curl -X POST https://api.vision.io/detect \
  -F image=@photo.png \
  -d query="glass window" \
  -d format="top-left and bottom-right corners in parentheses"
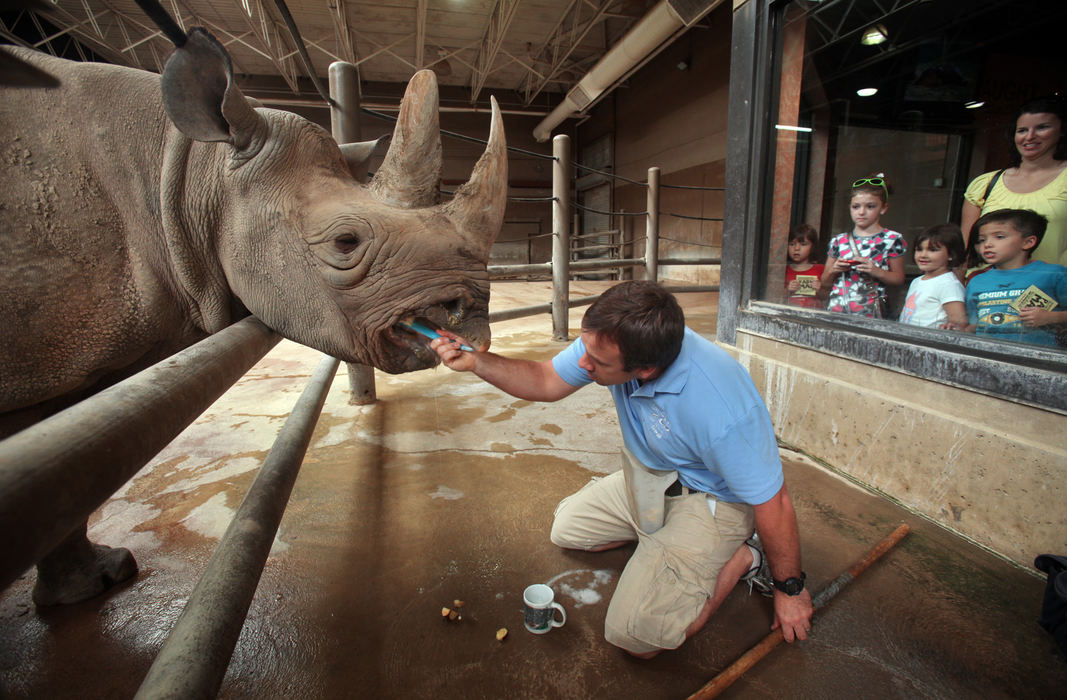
top-left (761, 0), bottom-right (1067, 353)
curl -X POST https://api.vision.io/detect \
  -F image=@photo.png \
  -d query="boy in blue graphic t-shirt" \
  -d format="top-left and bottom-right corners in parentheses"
top-left (966, 209), bottom-right (1067, 347)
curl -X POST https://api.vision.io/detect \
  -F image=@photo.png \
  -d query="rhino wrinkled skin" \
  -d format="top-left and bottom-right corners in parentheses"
top-left (0, 29), bottom-right (507, 604)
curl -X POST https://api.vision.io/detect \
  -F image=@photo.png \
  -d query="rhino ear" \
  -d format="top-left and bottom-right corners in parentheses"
top-left (161, 27), bottom-right (263, 150)
top-left (444, 96), bottom-right (508, 261)
top-left (339, 135), bottom-right (390, 183)
top-left (370, 70), bottom-right (442, 208)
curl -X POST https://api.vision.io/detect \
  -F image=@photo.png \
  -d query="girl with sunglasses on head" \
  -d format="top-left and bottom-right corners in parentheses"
top-left (820, 174), bottom-right (907, 318)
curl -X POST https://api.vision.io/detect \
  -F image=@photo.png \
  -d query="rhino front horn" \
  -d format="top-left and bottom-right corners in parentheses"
top-left (444, 96), bottom-right (508, 261)
top-left (370, 70), bottom-right (442, 208)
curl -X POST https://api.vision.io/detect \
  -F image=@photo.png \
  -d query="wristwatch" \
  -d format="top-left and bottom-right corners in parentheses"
top-left (772, 572), bottom-right (807, 596)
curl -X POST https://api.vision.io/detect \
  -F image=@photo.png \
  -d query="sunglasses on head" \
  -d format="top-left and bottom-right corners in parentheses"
top-left (852, 177), bottom-right (888, 201)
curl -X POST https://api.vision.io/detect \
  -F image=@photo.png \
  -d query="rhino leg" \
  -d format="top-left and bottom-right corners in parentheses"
top-left (32, 523), bottom-right (138, 606)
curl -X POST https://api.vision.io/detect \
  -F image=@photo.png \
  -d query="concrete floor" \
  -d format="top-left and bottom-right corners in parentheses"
top-left (1, 281), bottom-right (1065, 699)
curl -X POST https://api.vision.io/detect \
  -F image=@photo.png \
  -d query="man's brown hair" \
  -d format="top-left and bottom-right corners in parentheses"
top-left (582, 281), bottom-right (685, 372)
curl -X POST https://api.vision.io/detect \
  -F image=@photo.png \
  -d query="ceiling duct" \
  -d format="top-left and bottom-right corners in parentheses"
top-left (532, 0), bottom-right (726, 142)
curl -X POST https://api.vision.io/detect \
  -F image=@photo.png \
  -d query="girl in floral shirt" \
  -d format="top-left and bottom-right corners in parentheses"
top-left (820, 175), bottom-right (906, 318)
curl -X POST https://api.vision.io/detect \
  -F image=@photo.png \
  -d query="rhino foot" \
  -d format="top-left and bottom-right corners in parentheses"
top-left (32, 526), bottom-right (139, 606)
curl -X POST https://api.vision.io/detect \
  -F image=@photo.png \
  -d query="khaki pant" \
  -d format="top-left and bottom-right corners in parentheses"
top-left (550, 470), bottom-right (754, 654)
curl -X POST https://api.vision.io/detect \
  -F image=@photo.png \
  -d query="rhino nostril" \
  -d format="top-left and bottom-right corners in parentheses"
top-left (443, 298), bottom-right (464, 323)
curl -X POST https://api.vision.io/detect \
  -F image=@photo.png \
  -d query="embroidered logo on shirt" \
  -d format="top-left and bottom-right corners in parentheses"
top-left (647, 404), bottom-right (671, 439)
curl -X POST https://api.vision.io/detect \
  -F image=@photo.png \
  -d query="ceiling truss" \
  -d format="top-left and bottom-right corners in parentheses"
top-left (3, 0), bottom-right (660, 108)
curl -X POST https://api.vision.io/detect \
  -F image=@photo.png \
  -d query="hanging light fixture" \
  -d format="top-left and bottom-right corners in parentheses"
top-left (860, 24), bottom-right (888, 46)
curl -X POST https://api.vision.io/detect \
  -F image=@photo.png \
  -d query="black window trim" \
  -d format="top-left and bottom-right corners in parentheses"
top-left (720, 0), bottom-right (1067, 415)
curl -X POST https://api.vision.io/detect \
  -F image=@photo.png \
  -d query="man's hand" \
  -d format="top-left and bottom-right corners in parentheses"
top-left (772, 588), bottom-right (814, 642)
top-left (430, 332), bottom-right (477, 372)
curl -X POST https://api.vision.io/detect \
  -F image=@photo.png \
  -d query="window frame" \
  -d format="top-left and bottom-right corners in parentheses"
top-left (719, 0), bottom-right (1067, 414)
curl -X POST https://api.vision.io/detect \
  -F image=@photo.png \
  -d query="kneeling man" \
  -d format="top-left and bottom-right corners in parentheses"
top-left (431, 281), bottom-right (813, 656)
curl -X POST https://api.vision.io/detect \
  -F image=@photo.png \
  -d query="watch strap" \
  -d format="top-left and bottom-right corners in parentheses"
top-left (772, 571), bottom-right (807, 595)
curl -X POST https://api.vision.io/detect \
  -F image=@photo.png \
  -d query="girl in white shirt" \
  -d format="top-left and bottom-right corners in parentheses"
top-left (899, 223), bottom-right (968, 329)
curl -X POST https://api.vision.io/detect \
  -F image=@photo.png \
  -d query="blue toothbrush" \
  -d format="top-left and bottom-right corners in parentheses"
top-left (399, 320), bottom-right (474, 351)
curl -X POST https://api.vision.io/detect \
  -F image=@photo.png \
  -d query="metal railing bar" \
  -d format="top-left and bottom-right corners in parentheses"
top-left (489, 255), bottom-right (720, 278)
top-left (488, 286), bottom-right (719, 324)
top-left (134, 354), bottom-right (341, 700)
top-left (658, 257), bottom-right (722, 265)
top-left (0, 317), bottom-right (281, 594)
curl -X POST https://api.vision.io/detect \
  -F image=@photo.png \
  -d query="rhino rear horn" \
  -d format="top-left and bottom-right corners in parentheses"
top-left (369, 70), bottom-right (442, 208)
top-left (443, 96), bottom-right (508, 261)
top-left (161, 27), bottom-right (264, 151)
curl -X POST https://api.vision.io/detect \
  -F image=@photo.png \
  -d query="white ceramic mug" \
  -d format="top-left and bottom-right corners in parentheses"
top-left (523, 583), bottom-right (566, 634)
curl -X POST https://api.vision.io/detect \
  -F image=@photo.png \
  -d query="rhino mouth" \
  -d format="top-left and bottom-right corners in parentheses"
top-left (389, 312), bottom-right (482, 362)
top-left (391, 315), bottom-right (444, 352)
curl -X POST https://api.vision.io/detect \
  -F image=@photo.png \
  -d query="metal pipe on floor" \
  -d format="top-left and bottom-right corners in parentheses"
top-left (0, 317), bottom-right (281, 594)
top-left (134, 354), bottom-right (341, 700)
top-left (687, 523), bottom-right (912, 700)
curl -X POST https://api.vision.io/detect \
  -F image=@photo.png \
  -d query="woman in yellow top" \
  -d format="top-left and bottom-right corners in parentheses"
top-left (962, 96), bottom-right (1067, 266)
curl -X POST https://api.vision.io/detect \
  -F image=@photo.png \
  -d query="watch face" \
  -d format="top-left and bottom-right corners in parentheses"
top-left (775, 573), bottom-right (806, 595)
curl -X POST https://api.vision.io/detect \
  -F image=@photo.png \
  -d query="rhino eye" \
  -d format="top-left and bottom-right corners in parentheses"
top-left (334, 234), bottom-right (361, 255)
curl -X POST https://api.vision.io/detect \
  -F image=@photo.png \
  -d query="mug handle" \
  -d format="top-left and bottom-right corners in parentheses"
top-left (550, 602), bottom-right (567, 628)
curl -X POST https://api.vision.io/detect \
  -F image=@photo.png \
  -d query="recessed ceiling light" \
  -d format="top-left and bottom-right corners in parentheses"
top-left (860, 24), bottom-right (888, 46)
top-left (856, 87), bottom-right (878, 97)
top-left (964, 100), bottom-right (985, 109)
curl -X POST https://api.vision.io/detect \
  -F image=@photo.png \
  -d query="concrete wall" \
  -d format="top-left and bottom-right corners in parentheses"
top-left (579, 6), bottom-right (732, 286)
top-left (725, 330), bottom-right (1066, 569)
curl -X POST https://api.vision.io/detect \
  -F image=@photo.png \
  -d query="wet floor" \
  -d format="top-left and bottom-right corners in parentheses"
top-left (1, 281), bottom-right (1065, 699)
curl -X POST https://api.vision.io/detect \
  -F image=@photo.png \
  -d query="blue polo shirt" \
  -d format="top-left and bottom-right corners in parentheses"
top-left (551, 328), bottom-right (783, 505)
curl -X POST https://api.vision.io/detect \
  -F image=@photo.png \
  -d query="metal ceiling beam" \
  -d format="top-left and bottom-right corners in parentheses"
top-left (518, 0), bottom-right (622, 104)
top-left (41, 2), bottom-right (136, 66)
top-left (349, 30), bottom-right (416, 70)
top-left (469, 0), bottom-right (521, 103)
top-left (328, 0), bottom-right (358, 65)
top-left (235, 0), bottom-right (299, 93)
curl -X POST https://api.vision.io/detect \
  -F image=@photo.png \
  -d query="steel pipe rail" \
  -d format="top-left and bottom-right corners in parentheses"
top-left (653, 258), bottom-right (721, 266)
top-left (489, 294), bottom-right (602, 323)
top-left (488, 285), bottom-right (718, 324)
top-left (0, 317), bottom-right (281, 595)
top-left (489, 257), bottom-right (720, 278)
top-left (551, 134), bottom-right (572, 341)
top-left (134, 354), bottom-right (340, 700)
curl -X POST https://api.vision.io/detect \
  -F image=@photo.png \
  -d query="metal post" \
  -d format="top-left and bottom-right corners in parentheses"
top-left (551, 134), bottom-right (571, 341)
top-left (134, 355), bottom-right (341, 700)
top-left (329, 60), bottom-right (376, 405)
top-left (0, 318), bottom-right (281, 594)
top-left (646, 166), bottom-right (660, 282)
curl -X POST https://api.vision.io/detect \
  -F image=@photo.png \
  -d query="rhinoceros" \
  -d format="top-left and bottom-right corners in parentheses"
top-left (0, 28), bottom-right (507, 605)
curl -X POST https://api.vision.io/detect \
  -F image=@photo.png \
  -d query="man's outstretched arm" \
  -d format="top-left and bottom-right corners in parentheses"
top-left (430, 335), bottom-right (579, 403)
top-left (752, 483), bottom-right (814, 642)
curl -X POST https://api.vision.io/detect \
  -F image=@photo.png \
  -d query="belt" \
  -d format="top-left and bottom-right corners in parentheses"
top-left (665, 480), bottom-right (700, 497)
